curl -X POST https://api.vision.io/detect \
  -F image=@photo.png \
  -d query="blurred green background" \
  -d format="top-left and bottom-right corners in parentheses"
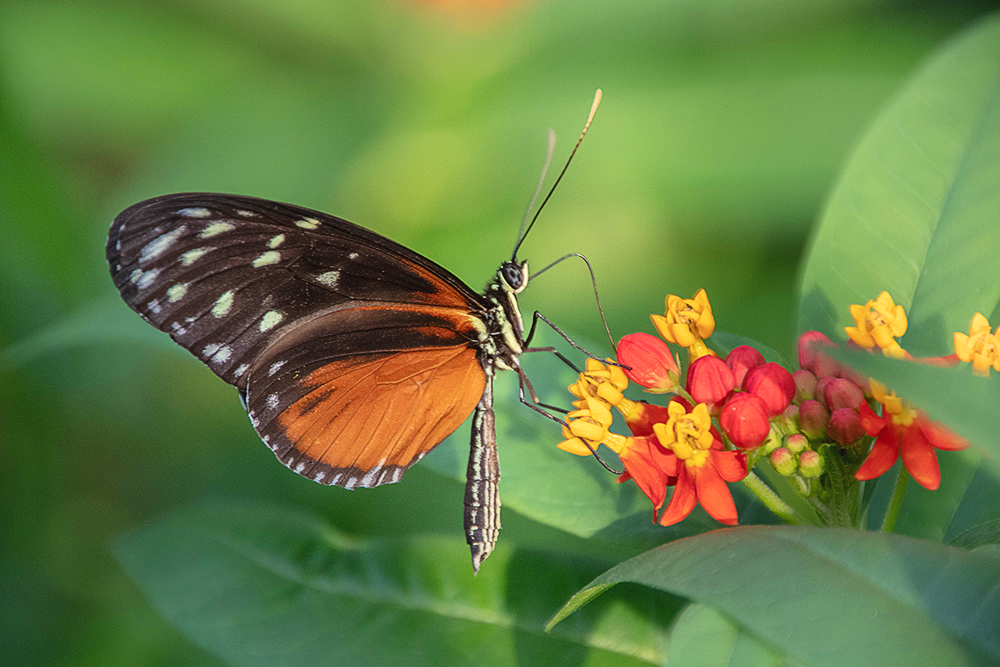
top-left (2, 0), bottom-right (998, 664)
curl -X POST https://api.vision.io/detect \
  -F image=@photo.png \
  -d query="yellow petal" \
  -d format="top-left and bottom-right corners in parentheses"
top-left (558, 438), bottom-right (594, 456)
top-left (845, 326), bottom-right (876, 349)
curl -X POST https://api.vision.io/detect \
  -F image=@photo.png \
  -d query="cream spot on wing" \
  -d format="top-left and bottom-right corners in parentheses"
top-left (166, 283), bottom-right (188, 302)
top-left (237, 210), bottom-right (256, 218)
top-left (268, 361), bottom-right (286, 376)
top-left (253, 251), bottom-right (281, 267)
top-left (316, 270), bottom-right (340, 287)
top-left (177, 207), bottom-right (211, 218)
top-left (259, 310), bottom-right (283, 332)
top-left (212, 290), bottom-right (234, 317)
top-left (135, 268), bottom-right (160, 290)
top-left (211, 345), bottom-right (232, 364)
top-left (147, 300), bottom-right (161, 314)
top-left (348, 252), bottom-right (359, 260)
top-left (314, 471), bottom-right (326, 483)
top-left (234, 364), bottom-right (249, 378)
top-left (295, 218), bottom-right (320, 230)
top-left (141, 226), bottom-right (187, 263)
top-left (202, 343), bottom-right (221, 357)
top-left (200, 221), bottom-right (234, 238)
top-left (180, 247), bottom-right (212, 266)
top-left (268, 234), bottom-right (285, 248)
top-left (295, 460), bottom-right (307, 473)
top-left (267, 394), bottom-right (279, 409)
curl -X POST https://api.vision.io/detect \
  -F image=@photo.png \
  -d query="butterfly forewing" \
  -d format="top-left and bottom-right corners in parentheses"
top-left (107, 193), bottom-right (491, 488)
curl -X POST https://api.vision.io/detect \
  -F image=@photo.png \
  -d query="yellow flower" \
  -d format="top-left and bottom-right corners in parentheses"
top-left (652, 401), bottom-right (715, 467)
top-left (845, 291), bottom-right (908, 359)
top-left (954, 313), bottom-right (1000, 376)
top-left (557, 394), bottom-right (629, 456)
top-left (868, 379), bottom-right (915, 427)
top-left (651, 289), bottom-right (717, 361)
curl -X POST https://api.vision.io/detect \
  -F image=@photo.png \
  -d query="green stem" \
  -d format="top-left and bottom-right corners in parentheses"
top-left (881, 466), bottom-right (909, 533)
top-left (742, 472), bottom-right (805, 525)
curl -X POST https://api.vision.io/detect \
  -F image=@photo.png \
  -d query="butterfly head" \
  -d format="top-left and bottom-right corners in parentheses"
top-left (499, 260), bottom-right (529, 296)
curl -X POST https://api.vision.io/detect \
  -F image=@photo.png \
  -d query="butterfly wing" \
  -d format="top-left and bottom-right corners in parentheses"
top-left (108, 193), bottom-right (489, 487)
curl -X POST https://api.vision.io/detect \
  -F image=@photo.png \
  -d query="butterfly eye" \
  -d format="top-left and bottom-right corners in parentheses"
top-left (501, 262), bottom-right (524, 291)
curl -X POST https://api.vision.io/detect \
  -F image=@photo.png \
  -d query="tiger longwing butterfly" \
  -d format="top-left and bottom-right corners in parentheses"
top-left (106, 93), bottom-right (601, 573)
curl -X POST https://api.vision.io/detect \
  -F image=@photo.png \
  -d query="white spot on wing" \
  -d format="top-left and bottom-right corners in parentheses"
top-left (211, 345), bottom-right (232, 364)
top-left (141, 226), bottom-right (187, 263)
top-left (259, 311), bottom-right (283, 332)
top-left (316, 270), bottom-right (340, 287)
top-left (200, 221), bottom-right (234, 238)
top-left (314, 471), bottom-right (326, 483)
top-left (295, 218), bottom-right (320, 229)
top-left (268, 234), bottom-right (285, 248)
top-left (267, 394), bottom-right (279, 409)
top-left (234, 364), bottom-right (249, 378)
top-left (348, 252), bottom-right (359, 260)
top-left (253, 251), bottom-right (281, 267)
top-left (202, 343), bottom-right (221, 357)
top-left (147, 300), bottom-right (161, 314)
top-left (136, 268), bottom-right (160, 290)
top-left (268, 361), bottom-right (286, 376)
top-left (212, 290), bottom-right (234, 317)
top-left (177, 207), bottom-right (211, 218)
top-left (360, 467), bottom-right (380, 488)
top-left (295, 461), bottom-right (307, 473)
top-left (237, 210), bottom-right (256, 218)
top-left (180, 247), bottom-right (212, 266)
top-left (166, 283), bottom-right (188, 303)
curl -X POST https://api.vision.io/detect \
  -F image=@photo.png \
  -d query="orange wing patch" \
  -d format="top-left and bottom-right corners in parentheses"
top-left (269, 346), bottom-right (486, 488)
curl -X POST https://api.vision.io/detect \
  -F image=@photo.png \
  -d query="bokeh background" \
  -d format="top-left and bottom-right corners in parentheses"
top-left (2, 1), bottom-right (998, 664)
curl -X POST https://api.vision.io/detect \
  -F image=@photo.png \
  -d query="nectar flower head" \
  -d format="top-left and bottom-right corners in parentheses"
top-left (719, 392), bottom-right (770, 450)
top-left (686, 355), bottom-right (735, 410)
top-left (568, 358), bottom-right (629, 408)
top-left (954, 313), bottom-right (1000, 376)
top-left (743, 363), bottom-right (795, 416)
top-left (616, 332), bottom-right (680, 392)
top-left (725, 345), bottom-right (765, 387)
top-left (615, 435), bottom-right (677, 515)
top-left (856, 380), bottom-right (969, 490)
top-left (845, 291), bottom-right (909, 359)
top-left (651, 289), bottom-right (716, 361)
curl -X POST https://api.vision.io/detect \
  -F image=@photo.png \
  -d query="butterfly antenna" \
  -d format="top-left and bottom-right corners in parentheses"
top-left (511, 89), bottom-right (602, 261)
top-left (531, 252), bottom-right (617, 352)
top-left (514, 129), bottom-right (557, 249)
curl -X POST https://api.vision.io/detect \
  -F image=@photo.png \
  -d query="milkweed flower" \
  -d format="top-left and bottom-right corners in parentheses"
top-left (855, 380), bottom-right (968, 490)
top-left (654, 400), bottom-right (748, 526)
top-left (651, 289), bottom-right (717, 361)
top-left (616, 332), bottom-right (681, 393)
top-left (845, 291), bottom-right (909, 359)
top-left (954, 313), bottom-right (1000, 376)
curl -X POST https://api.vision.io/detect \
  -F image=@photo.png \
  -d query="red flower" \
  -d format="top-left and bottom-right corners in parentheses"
top-left (743, 363), bottom-right (795, 416)
top-left (719, 392), bottom-right (770, 449)
top-left (616, 435), bottom-right (677, 513)
top-left (617, 332), bottom-right (680, 393)
top-left (725, 345), bottom-right (764, 387)
top-left (686, 355), bottom-right (735, 410)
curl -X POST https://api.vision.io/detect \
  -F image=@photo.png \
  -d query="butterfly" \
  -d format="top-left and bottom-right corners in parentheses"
top-left (107, 93), bottom-right (602, 573)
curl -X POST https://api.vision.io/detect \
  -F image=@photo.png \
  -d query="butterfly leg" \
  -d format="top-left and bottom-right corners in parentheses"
top-left (466, 364), bottom-right (501, 574)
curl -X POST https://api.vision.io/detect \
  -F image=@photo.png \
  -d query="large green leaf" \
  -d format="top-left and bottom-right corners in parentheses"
top-left (798, 14), bottom-right (1000, 355)
top-left (115, 502), bottom-right (671, 667)
top-left (550, 526), bottom-right (1000, 667)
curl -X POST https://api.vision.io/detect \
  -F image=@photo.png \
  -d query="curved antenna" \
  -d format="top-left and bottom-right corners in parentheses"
top-left (531, 252), bottom-right (616, 351)
top-left (514, 129), bottom-right (557, 249)
top-left (512, 89), bottom-right (602, 262)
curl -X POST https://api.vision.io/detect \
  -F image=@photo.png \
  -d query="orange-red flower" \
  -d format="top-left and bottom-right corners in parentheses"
top-left (855, 381), bottom-right (968, 490)
top-left (616, 332), bottom-right (681, 393)
top-left (654, 400), bottom-right (748, 526)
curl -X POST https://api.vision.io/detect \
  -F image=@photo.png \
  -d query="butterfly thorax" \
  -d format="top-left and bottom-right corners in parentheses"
top-left (477, 260), bottom-right (528, 372)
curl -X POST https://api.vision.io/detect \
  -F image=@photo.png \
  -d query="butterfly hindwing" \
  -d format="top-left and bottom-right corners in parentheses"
top-left (107, 192), bottom-right (491, 487)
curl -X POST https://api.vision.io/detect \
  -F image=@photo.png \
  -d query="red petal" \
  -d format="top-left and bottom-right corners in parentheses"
top-left (718, 393), bottom-right (770, 449)
top-left (900, 426), bottom-right (941, 490)
top-left (686, 356), bottom-right (735, 407)
top-left (659, 467), bottom-right (698, 526)
top-left (621, 437), bottom-right (672, 510)
top-left (917, 415), bottom-right (968, 451)
top-left (743, 363), bottom-right (795, 415)
top-left (712, 449), bottom-right (749, 483)
top-left (725, 345), bottom-right (765, 387)
top-left (857, 400), bottom-right (887, 436)
top-left (855, 428), bottom-right (900, 481)
top-left (694, 463), bottom-right (739, 525)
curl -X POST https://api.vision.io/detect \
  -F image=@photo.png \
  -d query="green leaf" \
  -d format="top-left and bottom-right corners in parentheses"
top-left (667, 603), bottom-right (793, 667)
top-left (115, 502), bottom-right (668, 667)
top-left (550, 526), bottom-right (1000, 667)
top-left (798, 14), bottom-right (1000, 354)
top-left (950, 519), bottom-right (1000, 549)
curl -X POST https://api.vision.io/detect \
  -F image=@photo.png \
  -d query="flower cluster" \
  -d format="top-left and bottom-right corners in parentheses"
top-left (556, 289), bottom-right (978, 530)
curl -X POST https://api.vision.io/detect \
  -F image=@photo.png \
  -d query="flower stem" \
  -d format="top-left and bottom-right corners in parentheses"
top-left (881, 466), bottom-right (909, 533)
top-left (742, 472), bottom-right (805, 525)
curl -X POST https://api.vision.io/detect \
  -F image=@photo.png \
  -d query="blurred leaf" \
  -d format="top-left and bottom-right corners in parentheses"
top-left (115, 501), bottom-right (665, 667)
top-left (667, 603), bottom-right (795, 667)
top-left (550, 526), bottom-right (1000, 667)
top-left (950, 519), bottom-right (1000, 549)
top-left (798, 13), bottom-right (1000, 354)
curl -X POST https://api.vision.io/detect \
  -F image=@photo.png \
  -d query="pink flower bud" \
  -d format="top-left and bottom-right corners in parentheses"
top-left (827, 407), bottom-right (865, 446)
top-left (799, 400), bottom-right (830, 439)
top-left (798, 450), bottom-right (823, 477)
top-left (686, 355), bottom-right (735, 409)
top-left (823, 378), bottom-right (865, 411)
top-left (617, 332), bottom-right (680, 392)
top-left (778, 403), bottom-right (799, 432)
top-left (725, 345), bottom-right (765, 388)
top-left (786, 433), bottom-right (808, 454)
top-left (743, 363), bottom-right (795, 416)
top-left (770, 447), bottom-right (796, 476)
top-left (719, 392), bottom-right (770, 450)
top-left (798, 331), bottom-right (839, 377)
top-left (792, 369), bottom-right (817, 403)
top-left (815, 376), bottom-right (836, 409)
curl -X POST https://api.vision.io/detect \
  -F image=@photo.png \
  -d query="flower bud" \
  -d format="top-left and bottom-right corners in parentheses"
top-left (798, 450), bottom-right (823, 477)
top-left (823, 378), bottom-right (865, 411)
top-left (616, 332), bottom-right (680, 392)
top-left (827, 407), bottom-right (865, 446)
top-left (792, 369), bottom-right (817, 403)
top-left (770, 447), bottom-right (797, 476)
top-left (815, 376), bottom-right (836, 409)
top-left (797, 331), bottom-right (838, 376)
top-left (778, 403), bottom-right (799, 432)
top-left (785, 433), bottom-right (808, 454)
top-left (760, 428), bottom-right (783, 454)
top-left (743, 363), bottom-right (795, 416)
top-left (799, 400), bottom-right (830, 439)
top-left (719, 392), bottom-right (770, 450)
top-left (686, 354), bottom-right (735, 409)
top-left (725, 345), bottom-right (765, 388)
